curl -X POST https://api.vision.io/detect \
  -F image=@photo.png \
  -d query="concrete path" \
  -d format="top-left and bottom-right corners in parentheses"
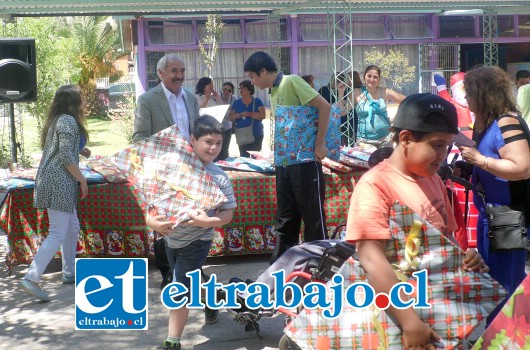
top-left (0, 232), bottom-right (284, 350)
top-left (3, 228), bottom-right (526, 350)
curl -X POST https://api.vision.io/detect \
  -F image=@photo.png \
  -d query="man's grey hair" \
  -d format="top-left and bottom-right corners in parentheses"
top-left (156, 54), bottom-right (184, 73)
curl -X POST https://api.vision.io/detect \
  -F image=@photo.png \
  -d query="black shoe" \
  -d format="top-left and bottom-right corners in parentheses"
top-left (160, 279), bottom-right (169, 290)
top-left (160, 274), bottom-right (173, 290)
top-left (228, 277), bottom-right (253, 285)
top-left (204, 306), bottom-right (219, 325)
top-left (162, 341), bottom-right (181, 350)
top-left (229, 277), bottom-right (245, 284)
top-left (269, 242), bottom-right (292, 265)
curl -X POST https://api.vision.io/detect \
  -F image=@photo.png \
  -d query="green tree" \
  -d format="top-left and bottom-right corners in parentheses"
top-left (364, 48), bottom-right (416, 92)
top-left (71, 16), bottom-right (124, 117)
top-left (15, 17), bottom-right (77, 127)
top-left (198, 14), bottom-right (225, 77)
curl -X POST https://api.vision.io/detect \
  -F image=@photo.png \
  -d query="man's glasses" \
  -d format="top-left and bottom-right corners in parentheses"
top-left (223, 88), bottom-right (232, 93)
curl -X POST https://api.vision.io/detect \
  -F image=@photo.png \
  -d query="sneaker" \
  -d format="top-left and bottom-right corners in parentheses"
top-left (62, 275), bottom-right (75, 284)
top-left (162, 341), bottom-right (181, 350)
top-left (204, 306), bottom-right (219, 324)
top-left (20, 278), bottom-right (50, 302)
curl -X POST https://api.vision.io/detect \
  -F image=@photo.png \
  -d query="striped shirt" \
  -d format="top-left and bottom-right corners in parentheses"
top-left (165, 162), bottom-right (237, 249)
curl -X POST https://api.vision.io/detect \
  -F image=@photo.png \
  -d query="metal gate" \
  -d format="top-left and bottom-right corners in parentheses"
top-left (419, 43), bottom-right (460, 94)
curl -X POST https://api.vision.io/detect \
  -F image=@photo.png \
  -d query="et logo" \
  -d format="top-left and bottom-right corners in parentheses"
top-left (75, 258), bottom-right (148, 330)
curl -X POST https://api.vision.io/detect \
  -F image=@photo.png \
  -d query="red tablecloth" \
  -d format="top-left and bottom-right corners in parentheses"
top-left (0, 170), bottom-right (362, 272)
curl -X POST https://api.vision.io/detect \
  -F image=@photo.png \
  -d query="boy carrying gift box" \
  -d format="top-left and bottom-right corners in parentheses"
top-left (146, 115), bottom-right (237, 350)
top-left (346, 93), bottom-right (490, 349)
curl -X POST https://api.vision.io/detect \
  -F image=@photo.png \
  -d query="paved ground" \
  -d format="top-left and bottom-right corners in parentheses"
top-left (0, 232), bottom-right (284, 350)
top-left (0, 114), bottom-right (280, 350)
top-left (2, 228), bottom-right (529, 350)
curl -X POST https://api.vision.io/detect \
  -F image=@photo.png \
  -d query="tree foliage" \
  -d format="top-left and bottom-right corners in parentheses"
top-left (15, 17), bottom-right (77, 127)
top-left (364, 48), bottom-right (416, 92)
top-left (70, 16), bottom-right (124, 117)
top-left (198, 14), bottom-right (224, 78)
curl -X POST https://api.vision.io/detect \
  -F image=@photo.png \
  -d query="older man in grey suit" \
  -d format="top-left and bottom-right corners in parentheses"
top-left (133, 54), bottom-right (200, 290)
top-left (133, 54), bottom-right (199, 143)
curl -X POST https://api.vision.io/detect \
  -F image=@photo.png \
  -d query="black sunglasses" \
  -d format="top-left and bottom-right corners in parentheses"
top-left (223, 88), bottom-right (232, 92)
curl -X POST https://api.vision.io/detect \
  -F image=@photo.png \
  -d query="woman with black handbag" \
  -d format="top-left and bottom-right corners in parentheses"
top-left (228, 80), bottom-right (266, 158)
top-left (457, 66), bottom-right (530, 322)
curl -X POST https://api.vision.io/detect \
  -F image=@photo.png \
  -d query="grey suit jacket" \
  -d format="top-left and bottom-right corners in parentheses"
top-left (132, 83), bottom-right (200, 143)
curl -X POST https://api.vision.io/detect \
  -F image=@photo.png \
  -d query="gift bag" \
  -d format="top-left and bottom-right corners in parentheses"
top-left (109, 125), bottom-right (227, 228)
top-left (285, 202), bottom-right (507, 350)
top-left (274, 104), bottom-right (341, 166)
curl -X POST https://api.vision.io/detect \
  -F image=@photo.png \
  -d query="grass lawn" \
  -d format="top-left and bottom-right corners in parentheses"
top-left (22, 114), bottom-right (130, 166)
top-left (83, 115), bottom-right (131, 156)
top-left (19, 109), bottom-right (273, 167)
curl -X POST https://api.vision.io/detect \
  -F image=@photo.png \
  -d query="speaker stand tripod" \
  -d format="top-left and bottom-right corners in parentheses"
top-left (9, 103), bottom-right (18, 164)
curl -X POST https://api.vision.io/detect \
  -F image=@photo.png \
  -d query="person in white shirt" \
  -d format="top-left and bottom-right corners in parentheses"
top-left (216, 81), bottom-right (237, 161)
top-left (512, 69), bottom-right (530, 99)
top-left (133, 54), bottom-right (199, 143)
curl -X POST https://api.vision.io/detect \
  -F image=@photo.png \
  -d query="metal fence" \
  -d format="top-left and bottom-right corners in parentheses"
top-left (419, 43), bottom-right (460, 94)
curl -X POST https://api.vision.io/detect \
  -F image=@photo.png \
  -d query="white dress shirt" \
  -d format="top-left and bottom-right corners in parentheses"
top-left (161, 83), bottom-right (190, 140)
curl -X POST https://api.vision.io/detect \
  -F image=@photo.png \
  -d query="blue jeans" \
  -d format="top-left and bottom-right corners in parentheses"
top-left (165, 239), bottom-right (212, 300)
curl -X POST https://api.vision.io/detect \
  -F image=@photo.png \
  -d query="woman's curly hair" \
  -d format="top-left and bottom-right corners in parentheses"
top-left (464, 66), bottom-right (517, 133)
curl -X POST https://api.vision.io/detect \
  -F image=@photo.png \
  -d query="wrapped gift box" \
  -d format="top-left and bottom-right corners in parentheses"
top-left (109, 125), bottom-right (227, 228)
top-left (274, 104), bottom-right (341, 166)
top-left (285, 203), bottom-right (507, 350)
top-left (85, 156), bottom-right (128, 183)
top-left (473, 274), bottom-right (530, 349)
top-left (321, 157), bottom-right (352, 173)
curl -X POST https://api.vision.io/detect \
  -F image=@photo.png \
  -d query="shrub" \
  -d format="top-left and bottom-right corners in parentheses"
top-left (364, 48), bottom-right (416, 93)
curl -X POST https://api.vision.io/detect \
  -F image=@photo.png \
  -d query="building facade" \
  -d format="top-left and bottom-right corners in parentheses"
top-left (133, 13), bottom-right (530, 104)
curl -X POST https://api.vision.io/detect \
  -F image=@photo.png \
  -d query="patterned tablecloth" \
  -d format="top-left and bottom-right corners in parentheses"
top-left (0, 169), bottom-right (362, 271)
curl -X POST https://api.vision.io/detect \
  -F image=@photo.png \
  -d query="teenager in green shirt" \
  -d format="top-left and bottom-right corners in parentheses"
top-left (243, 51), bottom-right (331, 263)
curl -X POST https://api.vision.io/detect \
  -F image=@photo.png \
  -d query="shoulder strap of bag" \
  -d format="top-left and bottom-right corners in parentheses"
top-left (476, 182), bottom-right (488, 207)
top-left (250, 98), bottom-right (256, 126)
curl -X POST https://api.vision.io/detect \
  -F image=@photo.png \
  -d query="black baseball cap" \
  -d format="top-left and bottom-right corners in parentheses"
top-left (393, 93), bottom-right (459, 134)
